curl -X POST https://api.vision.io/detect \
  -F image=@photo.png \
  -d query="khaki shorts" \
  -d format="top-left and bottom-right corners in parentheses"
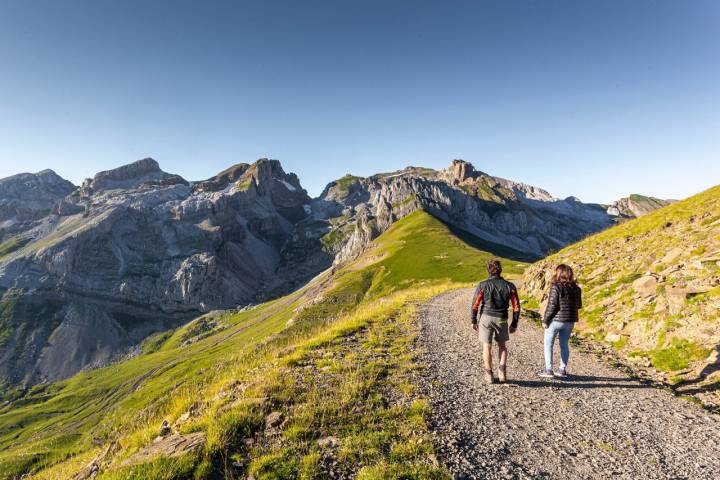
top-left (478, 314), bottom-right (509, 344)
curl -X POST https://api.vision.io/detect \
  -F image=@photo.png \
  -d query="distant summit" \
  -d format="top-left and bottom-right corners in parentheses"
top-left (0, 168), bottom-right (75, 239)
top-left (607, 194), bottom-right (673, 218)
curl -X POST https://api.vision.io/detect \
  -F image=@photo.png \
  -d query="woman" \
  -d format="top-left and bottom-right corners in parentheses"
top-left (538, 264), bottom-right (581, 379)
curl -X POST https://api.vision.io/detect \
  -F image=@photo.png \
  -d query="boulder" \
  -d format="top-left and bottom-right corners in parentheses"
top-left (587, 265), bottom-right (608, 280)
top-left (654, 295), bottom-right (669, 314)
top-left (604, 333), bottom-right (622, 343)
top-left (158, 420), bottom-right (171, 437)
top-left (73, 441), bottom-right (120, 480)
top-left (661, 247), bottom-right (684, 265)
top-left (666, 287), bottom-right (689, 315)
top-left (121, 432), bottom-right (205, 467)
top-left (632, 275), bottom-right (658, 296)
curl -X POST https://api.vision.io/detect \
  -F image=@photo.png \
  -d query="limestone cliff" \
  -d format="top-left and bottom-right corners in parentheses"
top-left (0, 158), bottom-right (323, 386)
top-left (312, 160), bottom-right (613, 264)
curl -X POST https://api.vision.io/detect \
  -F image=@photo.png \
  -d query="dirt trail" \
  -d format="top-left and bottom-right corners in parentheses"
top-left (417, 289), bottom-right (720, 480)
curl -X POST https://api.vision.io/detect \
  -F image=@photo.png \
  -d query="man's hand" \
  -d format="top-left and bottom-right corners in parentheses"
top-left (509, 326), bottom-right (516, 334)
top-left (472, 323), bottom-right (478, 331)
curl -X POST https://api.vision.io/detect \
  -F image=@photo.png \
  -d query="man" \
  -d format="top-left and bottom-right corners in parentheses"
top-left (470, 259), bottom-right (521, 384)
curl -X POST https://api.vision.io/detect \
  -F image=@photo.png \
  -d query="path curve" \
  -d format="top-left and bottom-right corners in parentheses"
top-left (417, 289), bottom-right (720, 480)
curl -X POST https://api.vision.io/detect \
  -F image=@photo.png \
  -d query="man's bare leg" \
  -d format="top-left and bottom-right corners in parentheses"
top-left (482, 342), bottom-right (494, 383)
top-left (483, 342), bottom-right (493, 370)
top-left (497, 341), bottom-right (508, 382)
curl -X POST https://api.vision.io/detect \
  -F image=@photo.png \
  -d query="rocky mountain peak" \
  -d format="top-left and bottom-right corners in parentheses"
top-left (195, 158), bottom-right (306, 197)
top-left (446, 159), bottom-right (480, 184)
top-left (0, 169), bottom-right (76, 239)
top-left (243, 158), bottom-right (308, 203)
top-left (0, 168), bottom-right (75, 198)
top-left (81, 157), bottom-right (181, 195)
top-left (607, 194), bottom-right (672, 219)
top-left (193, 163), bottom-right (251, 193)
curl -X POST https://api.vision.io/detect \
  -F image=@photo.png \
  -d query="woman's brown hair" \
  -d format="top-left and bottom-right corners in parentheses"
top-left (553, 264), bottom-right (577, 287)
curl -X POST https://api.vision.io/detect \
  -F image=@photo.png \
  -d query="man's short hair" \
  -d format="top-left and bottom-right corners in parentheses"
top-left (487, 259), bottom-right (502, 276)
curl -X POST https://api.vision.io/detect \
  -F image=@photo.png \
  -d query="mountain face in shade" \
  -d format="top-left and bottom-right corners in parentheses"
top-left (0, 158), bottom-right (321, 386)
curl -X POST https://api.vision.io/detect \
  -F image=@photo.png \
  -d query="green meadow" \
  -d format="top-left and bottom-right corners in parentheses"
top-left (0, 210), bottom-right (525, 479)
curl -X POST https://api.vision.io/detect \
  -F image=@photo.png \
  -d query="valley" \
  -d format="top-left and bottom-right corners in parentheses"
top-left (0, 210), bottom-right (522, 478)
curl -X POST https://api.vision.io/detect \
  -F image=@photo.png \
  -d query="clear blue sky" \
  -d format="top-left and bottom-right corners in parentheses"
top-left (1, 0), bottom-right (718, 202)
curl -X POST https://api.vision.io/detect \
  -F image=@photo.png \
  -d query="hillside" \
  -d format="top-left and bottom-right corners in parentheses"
top-left (0, 210), bottom-right (524, 480)
top-left (523, 185), bottom-right (720, 408)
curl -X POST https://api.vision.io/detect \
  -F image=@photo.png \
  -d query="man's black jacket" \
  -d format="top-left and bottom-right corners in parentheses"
top-left (470, 275), bottom-right (521, 328)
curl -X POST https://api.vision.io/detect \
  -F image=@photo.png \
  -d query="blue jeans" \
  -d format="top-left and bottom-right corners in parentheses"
top-left (544, 321), bottom-right (574, 371)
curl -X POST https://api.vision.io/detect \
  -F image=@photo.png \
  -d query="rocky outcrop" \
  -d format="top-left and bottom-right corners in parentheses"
top-left (79, 158), bottom-right (178, 195)
top-left (607, 194), bottom-right (672, 218)
top-left (0, 158), bottom-right (328, 386)
top-left (120, 432), bottom-right (205, 468)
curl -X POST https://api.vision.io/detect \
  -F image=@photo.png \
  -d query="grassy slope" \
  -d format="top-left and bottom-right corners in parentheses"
top-left (1, 210), bottom-right (525, 480)
top-left (523, 185), bottom-right (720, 399)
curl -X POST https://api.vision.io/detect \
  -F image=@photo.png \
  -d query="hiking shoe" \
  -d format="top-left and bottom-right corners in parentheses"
top-left (483, 368), bottom-right (496, 384)
top-left (538, 369), bottom-right (554, 379)
top-left (554, 368), bottom-right (568, 379)
top-left (498, 365), bottom-right (507, 383)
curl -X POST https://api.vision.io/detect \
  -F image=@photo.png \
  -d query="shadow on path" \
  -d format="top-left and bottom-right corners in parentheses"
top-left (507, 374), bottom-right (651, 390)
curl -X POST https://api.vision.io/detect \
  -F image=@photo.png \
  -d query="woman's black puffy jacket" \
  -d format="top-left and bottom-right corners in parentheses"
top-left (543, 283), bottom-right (582, 326)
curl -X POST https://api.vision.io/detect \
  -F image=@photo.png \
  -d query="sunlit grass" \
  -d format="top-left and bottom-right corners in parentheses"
top-left (1, 210), bottom-right (525, 479)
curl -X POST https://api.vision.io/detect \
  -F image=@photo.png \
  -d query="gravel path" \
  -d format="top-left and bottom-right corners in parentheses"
top-left (417, 289), bottom-right (720, 480)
